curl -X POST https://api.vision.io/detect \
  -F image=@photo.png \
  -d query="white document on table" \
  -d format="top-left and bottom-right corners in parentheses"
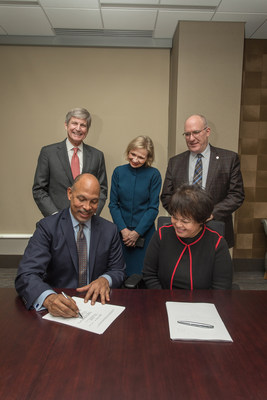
top-left (43, 297), bottom-right (125, 335)
top-left (166, 302), bottom-right (233, 342)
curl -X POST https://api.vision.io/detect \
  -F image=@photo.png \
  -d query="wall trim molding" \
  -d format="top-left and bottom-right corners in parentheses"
top-left (0, 237), bottom-right (31, 255)
top-left (0, 234), bottom-right (32, 239)
top-left (0, 35), bottom-right (172, 48)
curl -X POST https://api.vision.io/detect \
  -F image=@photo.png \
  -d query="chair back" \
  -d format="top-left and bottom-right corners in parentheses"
top-left (261, 219), bottom-right (267, 236)
top-left (157, 216), bottom-right (171, 230)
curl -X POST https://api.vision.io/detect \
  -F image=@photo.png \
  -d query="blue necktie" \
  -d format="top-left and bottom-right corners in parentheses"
top-left (193, 154), bottom-right (203, 186)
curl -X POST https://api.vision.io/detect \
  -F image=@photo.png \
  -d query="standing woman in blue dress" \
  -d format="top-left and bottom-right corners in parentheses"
top-left (109, 136), bottom-right (162, 276)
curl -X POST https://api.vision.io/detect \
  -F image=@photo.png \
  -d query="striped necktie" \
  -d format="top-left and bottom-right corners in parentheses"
top-left (77, 223), bottom-right (87, 287)
top-left (193, 154), bottom-right (203, 186)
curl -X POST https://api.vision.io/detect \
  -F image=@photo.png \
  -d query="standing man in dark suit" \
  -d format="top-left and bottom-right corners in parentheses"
top-left (161, 114), bottom-right (244, 248)
top-left (16, 174), bottom-right (125, 318)
top-left (32, 108), bottom-right (107, 216)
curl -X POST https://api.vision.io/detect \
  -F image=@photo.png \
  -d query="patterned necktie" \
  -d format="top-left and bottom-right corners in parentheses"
top-left (71, 147), bottom-right (80, 179)
top-left (77, 223), bottom-right (87, 287)
top-left (193, 154), bottom-right (203, 186)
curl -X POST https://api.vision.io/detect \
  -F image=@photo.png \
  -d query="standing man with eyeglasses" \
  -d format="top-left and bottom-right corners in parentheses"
top-left (161, 114), bottom-right (244, 248)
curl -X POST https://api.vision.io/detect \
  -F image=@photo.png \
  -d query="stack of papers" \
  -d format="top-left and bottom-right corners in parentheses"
top-left (166, 302), bottom-right (233, 342)
top-left (43, 297), bottom-right (125, 335)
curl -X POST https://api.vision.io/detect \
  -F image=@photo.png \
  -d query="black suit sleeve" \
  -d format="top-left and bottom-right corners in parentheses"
top-left (32, 147), bottom-right (58, 217)
top-left (95, 151), bottom-right (108, 215)
top-left (160, 158), bottom-right (175, 213)
top-left (15, 220), bottom-right (55, 309)
top-left (211, 152), bottom-right (244, 220)
top-left (102, 226), bottom-right (126, 288)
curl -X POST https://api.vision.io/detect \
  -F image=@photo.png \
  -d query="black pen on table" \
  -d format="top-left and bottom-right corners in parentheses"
top-left (61, 291), bottom-right (83, 319)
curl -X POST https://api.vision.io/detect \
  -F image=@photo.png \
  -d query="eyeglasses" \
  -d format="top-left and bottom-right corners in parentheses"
top-left (182, 127), bottom-right (207, 138)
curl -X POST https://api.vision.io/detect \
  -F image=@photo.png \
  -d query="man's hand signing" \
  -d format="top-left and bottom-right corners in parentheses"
top-left (76, 277), bottom-right (110, 305)
top-left (43, 293), bottom-right (80, 318)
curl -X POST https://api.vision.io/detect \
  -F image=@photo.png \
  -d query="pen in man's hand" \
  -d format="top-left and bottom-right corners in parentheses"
top-left (177, 320), bottom-right (214, 329)
top-left (61, 291), bottom-right (83, 319)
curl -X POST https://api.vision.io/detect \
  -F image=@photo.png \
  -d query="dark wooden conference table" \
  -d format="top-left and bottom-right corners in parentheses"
top-left (1, 288), bottom-right (266, 400)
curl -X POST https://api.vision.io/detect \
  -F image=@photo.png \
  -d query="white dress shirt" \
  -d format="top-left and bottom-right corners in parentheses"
top-left (66, 138), bottom-right (83, 172)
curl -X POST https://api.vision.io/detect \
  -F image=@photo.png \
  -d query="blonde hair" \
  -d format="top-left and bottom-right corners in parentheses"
top-left (125, 135), bottom-right (155, 167)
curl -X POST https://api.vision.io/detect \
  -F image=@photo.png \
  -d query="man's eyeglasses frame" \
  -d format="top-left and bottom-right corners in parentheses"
top-left (182, 127), bottom-right (208, 138)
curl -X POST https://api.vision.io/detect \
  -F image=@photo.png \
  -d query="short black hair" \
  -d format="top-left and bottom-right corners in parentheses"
top-left (169, 184), bottom-right (213, 223)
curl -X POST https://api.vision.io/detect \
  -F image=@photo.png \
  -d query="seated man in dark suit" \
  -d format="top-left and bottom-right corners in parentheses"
top-left (15, 174), bottom-right (125, 318)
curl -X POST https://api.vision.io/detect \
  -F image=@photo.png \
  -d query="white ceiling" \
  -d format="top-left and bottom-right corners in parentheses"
top-left (0, 0), bottom-right (267, 48)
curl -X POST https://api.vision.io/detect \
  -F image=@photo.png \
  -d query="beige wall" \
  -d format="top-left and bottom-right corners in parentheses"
top-left (0, 21), bottom-right (247, 258)
top-left (0, 46), bottom-right (169, 234)
top-left (170, 21), bottom-right (244, 156)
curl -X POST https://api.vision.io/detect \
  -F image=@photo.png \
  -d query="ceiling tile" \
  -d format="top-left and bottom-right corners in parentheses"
top-left (0, 26), bottom-right (6, 35)
top-left (4, 0), bottom-right (37, 2)
top-left (213, 13), bottom-right (267, 38)
top-left (217, 0), bottom-right (267, 14)
top-left (160, 0), bottom-right (219, 5)
top-left (252, 20), bottom-right (267, 39)
top-left (102, 9), bottom-right (158, 30)
top-left (101, 0), bottom-right (159, 4)
top-left (44, 8), bottom-right (103, 29)
top-left (40, 0), bottom-right (99, 8)
top-left (154, 10), bottom-right (213, 38)
top-left (0, 6), bottom-right (53, 36)
top-left (1, 0), bottom-right (267, 45)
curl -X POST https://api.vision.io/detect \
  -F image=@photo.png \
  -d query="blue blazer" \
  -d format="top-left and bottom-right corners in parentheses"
top-left (109, 164), bottom-right (162, 235)
top-left (15, 209), bottom-right (126, 309)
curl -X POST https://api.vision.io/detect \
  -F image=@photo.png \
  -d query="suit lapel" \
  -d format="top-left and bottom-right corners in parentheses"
top-left (57, 140), bottom-right (73, 184)
top-left (176, 151), bottom-right (190, 183)
top-left (89, 216), bottom-right (100, 281)
top-left (183, 151), bottom-right (190, 182)
top-left (206, 145), bottom-right (219, 191)
top-left (60, 209), bottom-right (79, 274)
top-left (82, 144), bottom-right (92, 173)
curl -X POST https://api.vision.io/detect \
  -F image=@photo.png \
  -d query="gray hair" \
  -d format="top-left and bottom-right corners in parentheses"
top-left (185, 114), bottom-right (208, 128)
top-left (197, 114), bottom-right (208, 127)
top-left (65, 108), bottom-right (91, 131)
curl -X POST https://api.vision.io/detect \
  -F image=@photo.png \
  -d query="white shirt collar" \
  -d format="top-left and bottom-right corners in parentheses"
top-left (69, 208), bottom-right (92, 230)
top-left (190, 143), bottom-right (210, 159)
top-left (66, 138), bottom-right (83, 152)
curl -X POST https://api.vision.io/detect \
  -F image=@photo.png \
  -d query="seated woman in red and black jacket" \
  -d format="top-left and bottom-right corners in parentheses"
top-left (142, 184), bottom-right (232, 290)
